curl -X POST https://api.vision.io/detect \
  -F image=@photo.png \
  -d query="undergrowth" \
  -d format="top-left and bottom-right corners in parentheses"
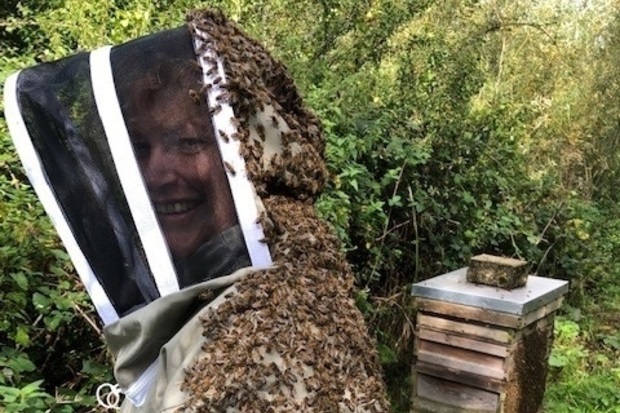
top-left (544, 286), bottom-right (620, 413)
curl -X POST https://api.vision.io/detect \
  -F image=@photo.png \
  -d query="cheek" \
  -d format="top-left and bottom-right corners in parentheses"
top-left (191, 151), bottom-right (225, 188)
top-left (175, 161), bottom-right (200, 182)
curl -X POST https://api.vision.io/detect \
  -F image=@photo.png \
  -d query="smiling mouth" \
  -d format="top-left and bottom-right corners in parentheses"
top-left (153, 200), bottom-right (201, 215)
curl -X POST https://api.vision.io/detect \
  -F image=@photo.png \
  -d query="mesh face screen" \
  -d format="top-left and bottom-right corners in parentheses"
top-left (112, 27), bottom-right (250, 288)
top-left (15, 53), bottom-right (156, 316)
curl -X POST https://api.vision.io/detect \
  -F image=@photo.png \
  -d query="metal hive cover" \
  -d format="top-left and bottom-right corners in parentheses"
top-left (411, 267), bottom-right (569, 315)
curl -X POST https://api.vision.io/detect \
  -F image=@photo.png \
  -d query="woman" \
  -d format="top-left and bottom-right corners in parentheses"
top-left (4, 8), bottom-right (389, 412)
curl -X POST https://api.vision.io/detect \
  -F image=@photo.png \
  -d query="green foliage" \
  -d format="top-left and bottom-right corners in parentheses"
top-left (546, 317), bottom-right (620, 413)
top-left (0, 129), bottom-right (106, 409)
top-left (1, 6), bottom-right (112, 405)
top-left (0, 380), bottom-right (53, 413)
top-left (533, 198), bottom-right (620, 306)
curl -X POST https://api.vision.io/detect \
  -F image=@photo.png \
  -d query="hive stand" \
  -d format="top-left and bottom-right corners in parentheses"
top-left (410, 267), bottom-right (568, 413)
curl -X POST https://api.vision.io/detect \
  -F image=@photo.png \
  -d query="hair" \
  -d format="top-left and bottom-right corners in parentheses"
top-left (121, 57), bottom-right (204, 119)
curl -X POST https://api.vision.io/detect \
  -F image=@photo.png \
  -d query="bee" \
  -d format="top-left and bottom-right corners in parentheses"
top-left (188, 89), bottom-right (201, 105)
top-left (257, 90), bottom-right (270, 106)
top-left (215, 91), bottom-right (230, 103)
top-left (227, 90), bottom-right (239, 106)
top-left (198, 289), bottom-right (215, 301)
top-left (212, 76), bottom-right (223, 85)
top-left (205, 66), bottom-right (218, 77)
top-left (270, 115), bottom-right (279, 128)
top-left (216, 44), bottom-right (232, 58)
top-left (224, 161), bottom-right (236, 176)
top-left (218, 129), bottom-right (229, 143)
top-left (210, 104), bottom-right (222, 116)
top-left (195, 42), bottom-right (209, 54)
top-left (202, 55), bottom-right (217, 66)
top-left (200, 83), bottom-right (213, 94)
top-left (230, 117), bottom-right (242, 129)
top-left (239, 143), bottom-right (255, 161)
top-left (256, 123), bottom-right (266, 141)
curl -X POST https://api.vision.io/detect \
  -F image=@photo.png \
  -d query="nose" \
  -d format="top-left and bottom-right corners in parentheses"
top-left (140, 145), bottom-right (179, 192)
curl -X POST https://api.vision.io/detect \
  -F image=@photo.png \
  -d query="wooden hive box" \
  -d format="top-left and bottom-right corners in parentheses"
top-left (410, 268), bottom-right (568, 413)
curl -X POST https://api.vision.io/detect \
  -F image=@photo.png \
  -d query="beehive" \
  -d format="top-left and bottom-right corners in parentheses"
top-left (411, 268), bottom-right (568, 413)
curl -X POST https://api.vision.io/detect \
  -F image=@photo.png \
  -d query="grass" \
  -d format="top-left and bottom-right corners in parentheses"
top-left (543, 284), bottom-right (620, 413)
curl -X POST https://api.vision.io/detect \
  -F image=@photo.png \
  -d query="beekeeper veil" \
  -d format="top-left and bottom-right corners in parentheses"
top-left (3, 19), bottom-right (277, 325)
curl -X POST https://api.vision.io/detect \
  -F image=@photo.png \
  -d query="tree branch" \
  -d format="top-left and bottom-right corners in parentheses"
top-left (486, 20), bottom-right (558, 45)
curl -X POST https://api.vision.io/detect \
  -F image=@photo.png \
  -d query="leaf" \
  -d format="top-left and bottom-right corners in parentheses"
top-left (548, 352), bottom-right (567, 368)
top-left (81, 359), bottom-right (109, 376)
top-left (45, 315), bottom-right (62, 331)
top-left (377, 343), bottom-right (398, 365)
top-left (56, 405), bottom-right (75, 413)
top-left (0, 385), bottom-right (20, 401)
top-left (350, 179), bottom-right (358, 191)
top-left (49, 249), bottom-right (70, 261)
top-left (21, 380), bottom-right (44, 396)
top-left (462, 191), bottom-right (475, 204)
top-left (387, 195), bottom-right (402, 207)
top-left (10, 273), bottom-right (28, 291)
top-left (14, 327), bottom-right (30, 347)
top-left (8, 356), bottom-right (36, 374)
top-left (32, 292), bottom-right (50, 311)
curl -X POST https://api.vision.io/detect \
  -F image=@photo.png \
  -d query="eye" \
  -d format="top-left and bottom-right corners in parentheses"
top-left (176, 137), bottom-right (209, 155)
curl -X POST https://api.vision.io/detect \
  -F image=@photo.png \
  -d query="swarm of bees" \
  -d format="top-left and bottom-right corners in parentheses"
top-left (179, 8), bottom-right (389, 412)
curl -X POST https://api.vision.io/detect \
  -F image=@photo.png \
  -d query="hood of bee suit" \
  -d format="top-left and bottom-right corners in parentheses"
top-left (186, 10), bottom-right (328, 200)
top-left (4, 8), bottom-right (327, 405)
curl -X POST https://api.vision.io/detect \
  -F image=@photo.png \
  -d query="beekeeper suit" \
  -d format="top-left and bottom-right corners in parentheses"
top-left (4, 8), bottom-right (389, 412)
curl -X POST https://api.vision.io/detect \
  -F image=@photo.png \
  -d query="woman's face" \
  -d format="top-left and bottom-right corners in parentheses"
top-left (128, 88), bottom-right (237, 259)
